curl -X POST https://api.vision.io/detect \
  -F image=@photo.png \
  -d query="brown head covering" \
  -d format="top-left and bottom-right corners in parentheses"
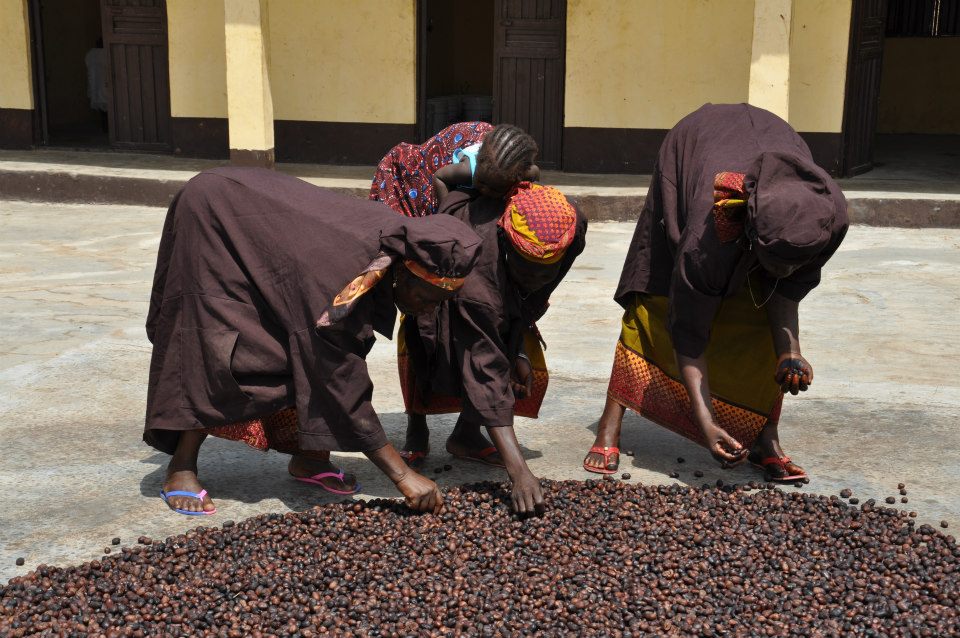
top-left (317, 213), bottom-right (480, 329)
top-left (746, 152), bottom-right (842, 269)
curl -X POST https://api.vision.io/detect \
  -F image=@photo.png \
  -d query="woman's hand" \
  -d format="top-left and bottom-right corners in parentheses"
top-left (363, 443), bottom-right (443, 514)
top-left (510, 469), bottom-right (546, 517)
top-left (511, 356), bottom-right (533, 398)
top-left (394, 472), bottom-right (444, 514)
top-left (676, 351), bottom-right (748, 467)
top-left (775, 353), bottom-right (813, 395)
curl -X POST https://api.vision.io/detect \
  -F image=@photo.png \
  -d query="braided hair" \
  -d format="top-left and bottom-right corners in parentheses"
top-left (476, 124), bottom-right (538, 185)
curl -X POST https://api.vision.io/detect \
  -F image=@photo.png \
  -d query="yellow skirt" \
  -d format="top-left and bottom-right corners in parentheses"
top-left (397, 316), bottom-right (549, 419)
top-left (607, 285), bottom-right (783, 450)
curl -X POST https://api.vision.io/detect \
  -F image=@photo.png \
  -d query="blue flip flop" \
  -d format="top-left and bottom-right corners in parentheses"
top-left (160, 488), bottom-right (217, 516)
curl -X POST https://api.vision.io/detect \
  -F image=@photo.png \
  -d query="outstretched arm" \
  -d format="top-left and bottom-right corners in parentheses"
top-left (675, 351), bottom-right (748, 465)
top-left (765, 293), bottom-right (813, 394)
top-left (364, 443), bottom-right (444, 514)
top-left (487, 425), bottom-right (545, 517)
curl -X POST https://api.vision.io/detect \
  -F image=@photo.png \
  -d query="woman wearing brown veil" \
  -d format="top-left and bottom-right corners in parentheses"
top-left (144, 167), bottom-right (481, 515)
top-left (583, 104), bottom-right (848, 481)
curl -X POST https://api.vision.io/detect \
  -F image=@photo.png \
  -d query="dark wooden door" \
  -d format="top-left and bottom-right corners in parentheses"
top-left (494, 0), bottom-right (565, 169)
top-left (840, 0), bottom-right (887, 176)
top-left (100, 0), bottom-right (171, 150)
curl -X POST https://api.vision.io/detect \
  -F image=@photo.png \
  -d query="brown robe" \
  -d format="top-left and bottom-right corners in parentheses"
top-left (144, 168), bottom-right (480, 454)
top-left (614, 103), bottom-right (848, 358)
top-left (404, 191), bottom-right (587, 426)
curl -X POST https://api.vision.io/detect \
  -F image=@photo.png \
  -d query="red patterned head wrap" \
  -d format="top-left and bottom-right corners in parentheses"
top-left (498, 182), bottom-right (576, 264)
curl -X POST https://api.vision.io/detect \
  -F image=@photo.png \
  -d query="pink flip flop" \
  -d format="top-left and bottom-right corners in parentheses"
top-left (294, 469), bottom-right (361, 495)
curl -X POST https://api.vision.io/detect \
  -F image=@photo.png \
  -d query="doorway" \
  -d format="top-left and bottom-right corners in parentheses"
top-left (30, 0), bottom-right (108, 148)
top-left (418, 0), bottom-right (496, 139)
top-left (417, 0), bottom-right (566, 169)
top-left (841, 0), bottom-right (960, 177)
top-left (29, 0), bottom-right (172, 151)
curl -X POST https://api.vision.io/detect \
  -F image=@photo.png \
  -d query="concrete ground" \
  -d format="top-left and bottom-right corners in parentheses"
top-left (1, 199), bottom-right (958, 585)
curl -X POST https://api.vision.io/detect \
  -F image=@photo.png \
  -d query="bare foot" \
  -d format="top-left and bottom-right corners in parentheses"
top-left (400, 414), bottom-right (430, 468)
top-left (163, 467), bottom-right (215, 514)
top-left (446, 418), bottom-right (504, 467)
top-left (584, 396), bottom-right (625, 472)
top-left (288, 453), bottom-right (358, 492)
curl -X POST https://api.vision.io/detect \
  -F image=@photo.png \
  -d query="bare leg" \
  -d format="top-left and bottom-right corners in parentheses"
top-left (400, 413), bottom-right (430, 468)
top-left (445, 415), bottom-right (505, 466)
top-left (163, 430), bottom-right (215, 513)
top-left (751, 420), bottom-right (785, 458)
top-left (583, 395), bottom-right (625, 471)
top-left (288, 450), bottom-right (358, 491)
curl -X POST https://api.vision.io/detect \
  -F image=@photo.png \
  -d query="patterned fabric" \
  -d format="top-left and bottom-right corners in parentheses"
top-left (316, 253), bottom-right (394, 328)
top-left (403, 259), bottom-right (465, 291)
top-left (607, 280), bottom-right (783, 451)
top-left (712, 171), bottom-right (748, 243)
top-left (370, 122), bottom-right (494, 217)
top-left (499, 182), bottom-right (577, 264)
top-left (208, 407), bottom-right (300, 454)
top-left (397, 322), bottom-right (549, 419)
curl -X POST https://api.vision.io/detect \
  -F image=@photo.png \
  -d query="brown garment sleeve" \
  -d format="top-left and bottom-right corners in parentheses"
top-left (452, 299), bottom-right (516, 427)
top-left (667, 216), bottom-right (744, 359)
top-left (289, 323), bottom-right (387, 452)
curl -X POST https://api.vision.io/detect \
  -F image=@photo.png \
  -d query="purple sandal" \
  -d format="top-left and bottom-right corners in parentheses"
top-left (160, 489), bottom-right (217, 516)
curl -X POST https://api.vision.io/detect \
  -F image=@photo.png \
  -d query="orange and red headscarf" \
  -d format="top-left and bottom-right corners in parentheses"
top-left (712, 171), bottom-right (748, 243)
top-left (317, 253), bottom-right (465, 328)
top-left (498, 182), bottom-right (577, 265)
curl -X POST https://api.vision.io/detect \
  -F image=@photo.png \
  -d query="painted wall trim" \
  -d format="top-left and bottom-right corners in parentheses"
top-left (274, 121), bottom-right (416, 165)
top-left (0, 108), bottom-right (33, 149)
top-left (562, 126), bottom-right (842, 176)
top-left (171, 117), bottom-right (229, 159)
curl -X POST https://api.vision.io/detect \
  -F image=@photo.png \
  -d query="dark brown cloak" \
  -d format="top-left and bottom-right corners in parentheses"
top-left (404, 191), bottom-right (587, 426)
top-left (144, 168), bottom-right (480, 454)
top-left (615, 103), bottom-right (848, 358)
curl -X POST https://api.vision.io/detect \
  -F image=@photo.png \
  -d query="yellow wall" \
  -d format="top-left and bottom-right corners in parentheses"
top-left (267, 0), bottom-right (416, 123)
top-left (878, 37), bottom-right (960, 135)
top-left (0, 0), bottom-right (33, 110)
top-left (789, 0), bottom-right (852, 132)
top-left (564, 0), bottom-right (754, 130)
top-left (167, 0), bottom-right (227, 118)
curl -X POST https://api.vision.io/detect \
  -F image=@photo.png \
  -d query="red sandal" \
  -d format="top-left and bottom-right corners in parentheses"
top-left (399, 449), bottom-right (429, 469)
top-left (749, 453), bottom-right (807, 482)
top-left (583, 445), bottom-right (620, 475)
top-left (450, 445), bottom-right (505, 468)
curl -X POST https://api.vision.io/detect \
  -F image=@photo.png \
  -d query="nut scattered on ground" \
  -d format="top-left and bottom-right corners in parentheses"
top-left (13, 559), bottom-right (23, 567)
top-left (693, 470), bottom-right (704, 478)
top-left (840, 488), bottom-right (853, 499)
top-left (621, 473), bottom-right (631, 480)
top-left (2, 480), bottom-right (957, 637)
top-left (110, 538), bottom-right (120, 546)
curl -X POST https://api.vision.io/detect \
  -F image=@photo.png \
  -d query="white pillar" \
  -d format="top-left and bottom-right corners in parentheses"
top-left (224, 0), bottom-right (274, 167)
top-left (748, 0), bottom-right (793, 121)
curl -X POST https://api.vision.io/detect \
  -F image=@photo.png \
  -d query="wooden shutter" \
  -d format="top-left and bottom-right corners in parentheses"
top-left (494, 0), bottom-right (566, 169)
top-left (100, 0), bottom-right (171, 150)
top-left (840, 0), bottom-right (887, 176)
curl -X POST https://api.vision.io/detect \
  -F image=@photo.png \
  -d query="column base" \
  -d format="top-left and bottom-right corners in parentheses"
top-left (229, 148), bottom-right (275, 168)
